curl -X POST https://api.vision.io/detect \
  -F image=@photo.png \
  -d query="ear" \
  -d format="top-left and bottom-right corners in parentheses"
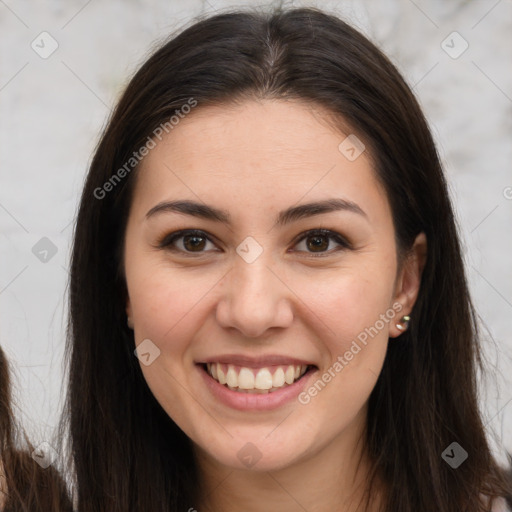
top-left (389, 232), bottom-right (427, 338)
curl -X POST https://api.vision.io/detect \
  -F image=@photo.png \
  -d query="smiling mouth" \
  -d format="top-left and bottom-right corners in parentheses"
top-left (200, 362), bottom-right (314, 394)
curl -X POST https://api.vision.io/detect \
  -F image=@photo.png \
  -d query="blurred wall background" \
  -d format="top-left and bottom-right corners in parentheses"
top-left (0, 0), bottom-right (511, 462)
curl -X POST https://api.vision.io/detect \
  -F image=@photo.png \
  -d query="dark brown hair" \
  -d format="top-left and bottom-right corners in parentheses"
top-left (0, 346), bottom-right (72, 511)
top-left (63, 6), bottom-right (512, 511)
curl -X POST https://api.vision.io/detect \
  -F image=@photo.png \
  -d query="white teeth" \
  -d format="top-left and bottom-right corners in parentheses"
top-left (226, 365), bottom-right (238, 388)
top-left (206, 362), bottom-right (309, 392)
top-left (284, 365), bottom-right (295, 384)
top-left (238, 367), bottom-right (255, 389)
top-left (272, 367), bottom-right (285, 387)
top-left (210, 363), bottom-right (217, 381)
top-left (255, 368), bottom-right (273, 390)
top-left (217, 365), bottom-right (227, 385)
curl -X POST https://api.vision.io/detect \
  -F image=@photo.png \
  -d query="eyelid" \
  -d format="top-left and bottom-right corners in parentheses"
top-left (156, 229), bottom-right (219, 251)
top-left (157, 228), bottom-right (352, 255)
top-left (290, 228), bottom-right (352, 253)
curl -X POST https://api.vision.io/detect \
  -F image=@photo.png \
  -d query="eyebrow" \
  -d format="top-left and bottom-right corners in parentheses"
top-left (145, 198), bottom-right (367, 226)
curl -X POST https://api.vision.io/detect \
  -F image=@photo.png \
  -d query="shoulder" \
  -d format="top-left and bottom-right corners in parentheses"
top-left (492, 497), bottom-right (512, 512)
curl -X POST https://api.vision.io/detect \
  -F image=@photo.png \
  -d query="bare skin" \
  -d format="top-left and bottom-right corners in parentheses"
top-left (124, 99), bottom-right (427, 511)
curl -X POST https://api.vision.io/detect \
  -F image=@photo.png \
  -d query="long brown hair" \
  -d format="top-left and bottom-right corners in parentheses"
top-left (63, 6), bottom-right (512, 511)
top-left (0, 345), bottom-right (72, 510)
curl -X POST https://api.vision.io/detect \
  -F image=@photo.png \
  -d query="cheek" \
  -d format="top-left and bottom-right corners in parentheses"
top-left (296, 270), bottom-right (393, 423)
top-left (126, 265), bottom-right (208, 425)
top-left (305, 262), bottom-right (396, 351)
top-left (126, 256), bottom-right (220, 343)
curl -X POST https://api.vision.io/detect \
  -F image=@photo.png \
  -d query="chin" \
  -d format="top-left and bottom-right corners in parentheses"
top-left (199, 433), bottom-right (309, 473)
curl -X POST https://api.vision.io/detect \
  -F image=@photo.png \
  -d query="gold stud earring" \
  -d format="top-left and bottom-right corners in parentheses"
top-left (396, 315), bottom-right (410, 332)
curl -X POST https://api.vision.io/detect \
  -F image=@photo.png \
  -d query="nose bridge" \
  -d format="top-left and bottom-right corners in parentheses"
top-left (216, 241), bottom-right (293, 337)
top-left (234, 250), bottom-right (274, 298)
top-left (233, 234), bottom-right (276, 294)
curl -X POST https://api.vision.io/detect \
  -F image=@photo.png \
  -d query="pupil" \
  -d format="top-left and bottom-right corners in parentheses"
top-left (184, 235), bottom-right (205, 251)
top-left (308, 235), bottom-right (327, 252)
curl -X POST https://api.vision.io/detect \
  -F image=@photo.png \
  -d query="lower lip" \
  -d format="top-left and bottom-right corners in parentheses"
top-left (197, 364), bottom-right (317, 411)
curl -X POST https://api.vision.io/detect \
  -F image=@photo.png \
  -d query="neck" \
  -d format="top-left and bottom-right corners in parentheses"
top-left (193, 410), bottom-right (383, 512)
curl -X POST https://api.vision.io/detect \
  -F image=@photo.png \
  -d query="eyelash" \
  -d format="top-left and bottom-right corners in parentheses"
top-left (156, 228), bottom-right (352, 257)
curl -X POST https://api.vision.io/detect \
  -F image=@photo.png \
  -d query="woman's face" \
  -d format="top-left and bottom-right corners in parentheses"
top-left (124, 99), bottom-right (424, 472)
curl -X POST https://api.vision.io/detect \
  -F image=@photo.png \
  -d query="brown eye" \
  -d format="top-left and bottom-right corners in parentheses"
top-left (293, 229), bottom-right (351, 255)
top-left (305, 234), bottom-right (329, 252)
top-left (158, 230), bottom-right (217, 254)
top-left (158, 228), bottom-right (350, 257)
top-left (182, 234), bottom-right (207, 251)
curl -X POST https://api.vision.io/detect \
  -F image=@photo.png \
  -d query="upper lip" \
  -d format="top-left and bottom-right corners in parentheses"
top-left (197, 354), bottom-right (317, 368)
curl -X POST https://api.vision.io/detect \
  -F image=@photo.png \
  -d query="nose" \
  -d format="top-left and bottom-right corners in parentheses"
top-left (215, 252), bottom-right (294, 338)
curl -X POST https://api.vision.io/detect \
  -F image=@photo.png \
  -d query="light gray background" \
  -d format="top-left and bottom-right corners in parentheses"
top-left (1, 0), bottom-right (511, 464)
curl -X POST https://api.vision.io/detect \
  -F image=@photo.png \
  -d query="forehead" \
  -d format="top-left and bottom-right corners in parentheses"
top-left (145, 99), bottom-right (357, 169)
top-left (132, 99), bottom-right (389, 224)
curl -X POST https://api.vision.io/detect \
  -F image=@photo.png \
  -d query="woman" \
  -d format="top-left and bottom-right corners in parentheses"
top-left (0, 345), bottom-right (72, 510)
top-left (63, 6), bottom-right (512, 511)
